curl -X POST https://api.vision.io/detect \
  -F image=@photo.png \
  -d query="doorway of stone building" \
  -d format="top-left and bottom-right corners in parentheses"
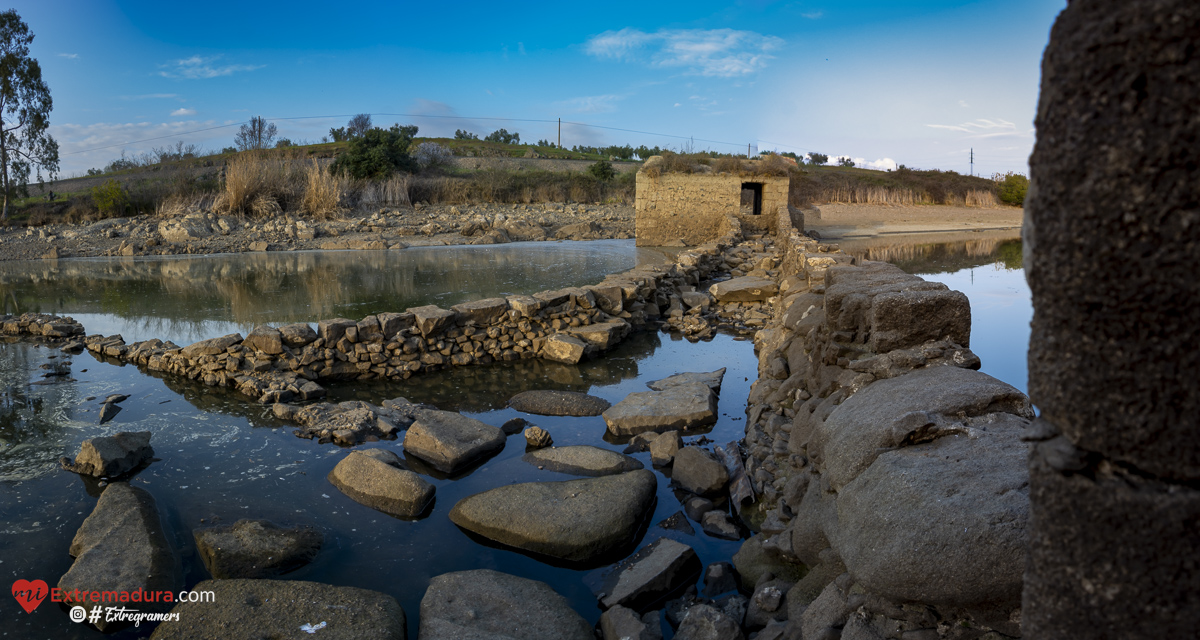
top-left (741, 182), bottom-right (764, 216)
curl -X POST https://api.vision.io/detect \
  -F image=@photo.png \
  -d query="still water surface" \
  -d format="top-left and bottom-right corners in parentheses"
top-left (0, 237), bottom-right (1029, 638)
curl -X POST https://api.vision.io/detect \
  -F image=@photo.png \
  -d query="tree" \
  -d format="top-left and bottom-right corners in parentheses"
top-left (329, 127), bottom-right (349, 142)
top-left (454, 129), bottom-right (478, 141)
top-left (806, 152), bottom-right (829, 166)
top-left (330, 124), bottom-right (419, 179)
top-left (995, 171), bottom-right (1029, 206)
top-left (588, 160), bottom-right (615, 181)
top-left (0, 10), bottom-right (58, 219)
top-left (346, 113), bottom-right (372, 139)
top-left (837, 157), bottom-right (856, 167)
top-left (484, 128), bottom-right (519, 145)
top-left (234, 116), bottom-right (277, 151)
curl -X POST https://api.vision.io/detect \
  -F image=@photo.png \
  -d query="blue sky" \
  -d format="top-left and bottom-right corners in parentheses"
top-left (12, 0), bottom-right (1065, 177)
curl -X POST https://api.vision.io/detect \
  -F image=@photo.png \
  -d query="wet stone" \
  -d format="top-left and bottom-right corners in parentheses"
top-left (193, 519), bottom-right (322, 579)
top-left (509, 389), bottom-right (612, 417)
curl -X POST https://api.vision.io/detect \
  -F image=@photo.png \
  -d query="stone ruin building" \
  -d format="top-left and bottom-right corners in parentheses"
top-left (634, 156), bottom-right (796, 246)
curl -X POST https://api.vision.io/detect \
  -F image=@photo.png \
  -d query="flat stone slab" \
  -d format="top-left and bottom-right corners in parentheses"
top-left (59, 483), bottom-right (179, 629)
top-left (60, 431), bottom-right (153, 478)
top-left (542, 334), bottom-right (588, 364)
top-left (329, 450), bottom-right (436, 517)
top-left (408, 305), bottom-right (456, 337)
top-left (603, 383), bottom-right (718, 437)
top-left (180, 333), bottom-right (242, 358)
top-left (566, 319), bottom-right (631, 350)
top-left (709, 276), bottom-right (778, 302)
top-left (589, 537), bottom-right (702, 610)
top-left (403, 410), bottom-right (506, 474)
top-left (194, 519), bottom-right (322, 579)
top-left (149, 579), bottom-right (406, 640)
top-left (524, 445), bottom-right (644, 477)
top-left (449, 470), bottom-right (658, 563)
top-left (648, 368), bottom-right (727, 394)
top-left (452, 297), bottom-right (510, 326)
top-left (419, 569), bottom-right (591, 640)
top-left (509, 390), bottom-right (612, 416)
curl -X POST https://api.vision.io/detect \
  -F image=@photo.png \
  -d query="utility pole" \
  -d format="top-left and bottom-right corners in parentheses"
top-left (970, 148), bottom-right (975, 176)
top-left (748, 143), bottom-right (751, 158)
top-left (557, 118), bottom-right (561, 150)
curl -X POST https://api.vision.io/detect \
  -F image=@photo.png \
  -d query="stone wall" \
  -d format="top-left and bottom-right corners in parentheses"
top-left (71, 224), bottom-right (744, 413)
top-left (731, 201), bottom-right (1033, 637)
top-left (1023, 1), bottom-right (1200, 637)
top-left (635, 172), bottom-right (789, 246)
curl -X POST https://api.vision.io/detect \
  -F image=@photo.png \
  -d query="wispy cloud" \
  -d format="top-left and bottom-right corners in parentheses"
top-left (159, 55), bottom-right (263, 79)
top-left (926, 118), bottom-right (1031, 139)
top-left (58, 53), bottom-right (79, 60)
top-left (584, 28), bottom-right (784, 77)
top-left (170, 108), bottom-right (197, 116)
top-left (958, 100), bottom-right (970, 108)
top-left (406, 99), bottom-right (487, 138)
top-left (802, 11), bottom-right (824, 19)
top-left (51, 120), bottom-right (230, 173)
top-left (553, 94), bottom-right (623, 114)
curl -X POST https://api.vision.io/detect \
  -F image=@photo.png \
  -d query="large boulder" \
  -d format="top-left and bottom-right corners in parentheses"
top-left (318, 318), bottom-right (357, 344)
top-left (328, 451), bottom-right (436, 517)
top-left (590, 537), bottom-right (702, 610)
top-left (449, 470), bottom-right (657, 563)
top-left (157, 216), bottom-right (212, 244)
top-left (509, 390), bottom-right (612, 416)
top-left (149, 579), bottom-right (406, 640)
top-left (709, 276), bottom-right (778, 303)
top-left (833, 417), bottom-right (1030, 608)
top-left (814, 366), bottom-right (1032, 491)
top-left (567, 319), bottom-right (631, 350)
top-left (60, 431), bottom-right (153, 478)
top-left (409, 305), bottom-right (456, 337)
top-left (541, 334), bottom-right (588, 364)
top-left (193, 519), bottom-right (322, 579)
top-left (648, 368), bottom-right (726, 394)
top-left (418, 569), bottom-right (591, 640)
top-left (601, 605), bottom-right (664, 640)
top-left (403, 410), bottom-right (505, 474)
top-left (674, 603), bottom-right (745, 640)
top-left (241, 325), bottom-right (284, 355)
top-left (278, 322), bottom-right (317, 347)
top-left (603, 383), bottom-right (718, 437)
top-left (180, 333), bottom-right (242, 358)
top-left (673, 447), bottom-right (730, 496)
top-left (58, 483), bottom-right (179, 629)
top-left (452, 298), bottom-right (510, 326)
top-left (524, 445), bottom-right (644, 477)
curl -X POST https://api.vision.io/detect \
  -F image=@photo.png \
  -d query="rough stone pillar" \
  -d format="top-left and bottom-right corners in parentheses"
top-left (1024, 1), bottom-right (1200, 638)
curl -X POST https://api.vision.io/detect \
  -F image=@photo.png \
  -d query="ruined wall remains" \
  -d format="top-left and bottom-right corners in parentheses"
top-left (1023, 2), bottom-right (1200, 637)
top-left (728, 200), bottom-right (1032, 637)
top-left (635, 171), bottom-right (789, 246)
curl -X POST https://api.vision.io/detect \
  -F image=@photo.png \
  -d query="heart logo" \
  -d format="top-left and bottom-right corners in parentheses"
top-left (12, 580), bottom-right (48, 614)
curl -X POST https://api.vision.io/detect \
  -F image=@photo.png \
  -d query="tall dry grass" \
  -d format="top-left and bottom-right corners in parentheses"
top-left (217, 151), bottom-right (304, 215)
top-left (358, 175), bottom-right (411, 208)
top-left (302, 161), bottom-right (344, 218)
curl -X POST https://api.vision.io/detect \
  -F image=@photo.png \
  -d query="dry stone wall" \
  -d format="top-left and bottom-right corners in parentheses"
top-left (729, 204), bottom-right (1033, 638)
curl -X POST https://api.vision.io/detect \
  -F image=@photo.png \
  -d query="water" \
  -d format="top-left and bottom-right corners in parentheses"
top-left (0, 241), bottom-right (669, 346)
top-left (0, 236), bottom-right (1031, 638)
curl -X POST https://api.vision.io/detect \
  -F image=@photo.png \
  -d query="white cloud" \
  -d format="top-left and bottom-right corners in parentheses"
top-left (122, 93), bottom-right (180, 100)
top-left (518, 42), bottom-right (526, 55)
top-left (159, 55), bottom-right (263, 79)
top-left (170, 108), bottom-right (197, 116)
top-left (959, 100), bottom-right (970, 108)
top-left (865, 157), bottom-right (898, 171)
top-left (51, 120), bottom-right (232, 174)
top-left (58, 53), bottom-right (79, 59)
top-left (554, 94), bottom-right (623, 114)
top-left (926, 118), bottom-right (1031, 139)
top-left (584, 28), bottom-right (784, 77)
top-left (802, 11), bottom-right (824, 19)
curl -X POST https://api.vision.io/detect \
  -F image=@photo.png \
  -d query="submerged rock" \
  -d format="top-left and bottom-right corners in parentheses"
top-left (509, 389), bottom-right (612, 416)
top-left (523, 445), bottom-right (644, 477)
top-left (647, 368), bottom-right (727, 394)
top-left (402, 410), bottom-right (505, 474)
top-left (60, 431), bottom-right (153, 478)
top-left (449, 470), bottom-right (657, 563)
top-left (328, 450), bottom-right (436, 517)
top-left (58, 483), bottom-right (179, 629)
top-left (194, 519), bottom-right (322, 579)
top-left (674, 603), bottom-right (746, 640)
top-left (419, 569), bottom-right (591, 640)
top-left (603, 383), bottom-right (718, 437)
top-left (601, 605), bottom-right (664, 640)
top-left (149, 579), bottom-right (406, 640)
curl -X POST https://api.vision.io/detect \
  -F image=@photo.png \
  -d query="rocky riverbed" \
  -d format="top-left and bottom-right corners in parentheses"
top-left (0, 202), bottom-right (635, 261)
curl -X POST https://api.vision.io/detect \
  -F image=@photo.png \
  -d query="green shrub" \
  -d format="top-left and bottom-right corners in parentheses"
top-left (330, 125), bottom-right (419, 179)
top-left (588, 160), bottom-right (615, 181)
top-left (91, 179), bottom-right (128, 216)
top-left (996, 172), bottom-right (1029, 206)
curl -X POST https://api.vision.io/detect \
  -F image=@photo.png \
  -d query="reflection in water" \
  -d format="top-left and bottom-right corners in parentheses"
top-left (0, 341), bottom-right (84, 482)
top-left (839, 234), bottom-right (1023, 274)
top-left (0, 241), bottom-right (669, 345)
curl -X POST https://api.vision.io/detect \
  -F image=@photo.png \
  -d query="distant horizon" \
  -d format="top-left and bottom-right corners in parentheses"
top-left (11, 0), bottom-right (1065, 177)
